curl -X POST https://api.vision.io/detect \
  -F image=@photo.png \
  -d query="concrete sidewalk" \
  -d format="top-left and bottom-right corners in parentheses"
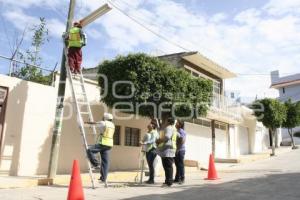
top-left (0, 146), bottom-right (294, 189)
top-left (214, 146), bottom-right (293, 170)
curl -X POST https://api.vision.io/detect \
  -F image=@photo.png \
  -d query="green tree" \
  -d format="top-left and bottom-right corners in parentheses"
top-left (13, 17), bottom-right (52, 85)
top-left (251, 98), bottom-right (287, 156)
top-left (282, 99), bottom-right (300, 149)
top-left (97, 53), bottom-right (212, 125)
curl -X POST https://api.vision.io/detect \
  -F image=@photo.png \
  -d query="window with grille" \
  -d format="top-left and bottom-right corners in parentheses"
top-left (125, 127), bottom-right (140, 147)
top-left (113, 125), bottom-right (121, 145)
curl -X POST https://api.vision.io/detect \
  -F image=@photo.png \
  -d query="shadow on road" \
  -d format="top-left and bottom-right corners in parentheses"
top-left (121, 172), bottom-right (300, 200)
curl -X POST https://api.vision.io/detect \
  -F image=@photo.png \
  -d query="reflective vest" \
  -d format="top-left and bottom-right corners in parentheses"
top-left (68, 27), bottom-right (82, 48)
top-left (158, 126), bottom-right (177, 150)
top-left (98, 121), bottom-right (115, 147)
top-left (145, 130), bottom-right (159, 152)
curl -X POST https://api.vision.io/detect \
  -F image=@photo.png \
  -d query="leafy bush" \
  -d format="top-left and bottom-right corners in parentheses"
top-left (98, 53), bottom-right (213, 119)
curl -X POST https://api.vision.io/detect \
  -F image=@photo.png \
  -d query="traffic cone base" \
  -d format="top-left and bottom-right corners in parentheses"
top-left (204, 154), bottom-right (219, 180)
top-left (67, 160), bottom-right (85, 200)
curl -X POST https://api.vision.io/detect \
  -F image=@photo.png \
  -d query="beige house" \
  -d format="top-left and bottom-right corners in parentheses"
top-left (0, 52), bottom-right (270, 176)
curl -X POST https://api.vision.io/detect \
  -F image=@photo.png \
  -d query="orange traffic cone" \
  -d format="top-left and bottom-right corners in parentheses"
top-left (205, 154), bottom-right (219, 180)
top-left (67, 160), bottom-right (85, 200)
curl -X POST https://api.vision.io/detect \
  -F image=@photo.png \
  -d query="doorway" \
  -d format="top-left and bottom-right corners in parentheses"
top-left (0, 86), bottom-right (8, 151)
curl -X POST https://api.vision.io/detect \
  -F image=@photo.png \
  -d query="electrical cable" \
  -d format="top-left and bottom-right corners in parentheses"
top-left (108, 0), bottom-right (300, 77)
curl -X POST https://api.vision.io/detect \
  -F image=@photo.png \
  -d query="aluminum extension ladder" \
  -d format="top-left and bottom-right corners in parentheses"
top-left (63, 45), bottom-right (97, 189)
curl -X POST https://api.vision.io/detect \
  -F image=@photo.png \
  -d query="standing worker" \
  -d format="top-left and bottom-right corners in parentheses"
top-left (156, 118), bottom-right (178, 187)
top-left (174, 120), bottom-right (186, 184)
top-left (63, 21), bottom-right (87, 74)
top-left (140, 122), bottom-right (159, 184)
top-left (85, 112), bottom-right (115, 187)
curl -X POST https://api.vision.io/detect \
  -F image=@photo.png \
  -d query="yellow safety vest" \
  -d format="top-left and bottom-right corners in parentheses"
top-left (158, 126), bottom-right (177, 150)
top-left (145, 130), bottom-right (158, 152)
top-left (68, 27), bottom-right (82, 48)
top-left (99, 121), bottom-right (115, 147)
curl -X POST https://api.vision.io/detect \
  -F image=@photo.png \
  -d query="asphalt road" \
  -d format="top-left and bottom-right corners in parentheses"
top-left (0, 149), bottom-right (300, 200)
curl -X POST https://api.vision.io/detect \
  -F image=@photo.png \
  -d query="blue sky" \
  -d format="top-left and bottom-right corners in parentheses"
top-left (0, 0), bottom-right (300, 100)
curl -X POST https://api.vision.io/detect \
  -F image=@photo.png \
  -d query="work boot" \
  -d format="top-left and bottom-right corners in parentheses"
top-left (173, 179), bottom-right (179, 183)
top-left (161, 183), bottom-right (172, 187)
top-left (178, 180), bottom-right (184, 185)
top-left (145, 180), bottom-right (154, 184)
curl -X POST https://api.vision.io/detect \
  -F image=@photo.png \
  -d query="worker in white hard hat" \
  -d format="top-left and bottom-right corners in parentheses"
top-left (85, 112), bottom-right (115, 186)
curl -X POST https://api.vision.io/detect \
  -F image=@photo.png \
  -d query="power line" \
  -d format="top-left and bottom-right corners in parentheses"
top-left (108, 0), bottom-right (300, 77)
top-left (107, 0), bottom-right (191, 52)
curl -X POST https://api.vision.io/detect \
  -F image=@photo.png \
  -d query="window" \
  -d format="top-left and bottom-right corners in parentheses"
top-left (125, 127), bottom-right (140, 147)
top-left (213, 81), bottom-right (221, 94)
top-left (194, 118), bottom-right (211, 128)
top-left (282, 87), bottom-right (285, 94)
top-left (212, 80), bottom-right (221, 107)
top-left (113, 125), bottom-right (121, 145)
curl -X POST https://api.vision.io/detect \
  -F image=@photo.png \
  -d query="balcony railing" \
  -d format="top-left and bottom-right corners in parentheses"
top-left (210, 93), bottom-right (243, 122)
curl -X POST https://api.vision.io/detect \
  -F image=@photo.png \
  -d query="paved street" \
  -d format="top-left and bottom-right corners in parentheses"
top-left (0, 149), bottom-right (300, 200)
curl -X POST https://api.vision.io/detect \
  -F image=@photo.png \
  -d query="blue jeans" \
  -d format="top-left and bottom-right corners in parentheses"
top-left (87, 144), bottom-right (111, 181)
top-left (174, 150), bottom-right (185, 181)
top-left (146, 148), bottom-right (157, 181)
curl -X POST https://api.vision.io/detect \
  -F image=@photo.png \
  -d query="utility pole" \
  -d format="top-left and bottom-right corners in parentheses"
top-left (47, 0), bottom-right (76, 179)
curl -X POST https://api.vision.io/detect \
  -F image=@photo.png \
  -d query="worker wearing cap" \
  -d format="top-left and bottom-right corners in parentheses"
top-left (86, 112), bottom-right (115, 184)
top-left (63, 21), bottom-right (87, 74)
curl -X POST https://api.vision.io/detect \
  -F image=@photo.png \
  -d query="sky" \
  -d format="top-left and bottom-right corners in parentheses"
top-left (0, 0), bottom-right (300, 101)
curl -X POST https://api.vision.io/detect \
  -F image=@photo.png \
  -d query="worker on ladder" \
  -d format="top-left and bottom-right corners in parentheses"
top-left (63, 21), bottom-right (87, 74)
top-left (86, 112), bottom-right (115, 185)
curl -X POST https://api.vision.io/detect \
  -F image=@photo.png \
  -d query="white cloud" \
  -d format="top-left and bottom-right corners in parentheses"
top-left (1, 0), bottom-right (300, 99)
top-left (47, 18), bottom-right (65, 38)
top-left (0, 0), bottom-right (62, 9)
top-left (264, 0), bottom-right (300, 16)
top-left (234, 8), bottom-right (262, 26)
top-left (3, 8), bottom-right (40, 31)
top-left (3, 8), bottom-right (65, 39)
top-left (210, 13), bottom-right (227, 23)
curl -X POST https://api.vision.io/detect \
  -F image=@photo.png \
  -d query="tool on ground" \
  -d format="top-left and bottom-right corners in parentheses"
top-left (63, 43), bottom-right (97, 189)
top-left (67, 160), bottom-right (85, 200)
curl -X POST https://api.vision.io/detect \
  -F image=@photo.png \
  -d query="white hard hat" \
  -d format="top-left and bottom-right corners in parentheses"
top-left (104, 112), bottom-right (113, 120)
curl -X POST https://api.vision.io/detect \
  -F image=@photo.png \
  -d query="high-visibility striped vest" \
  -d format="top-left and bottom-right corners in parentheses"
top-left (158, 126), bottom-right (177, 150)
top-left (68, 27), bottom-right (82, 48)
top-left (98, 121), bottom-right (115, 147)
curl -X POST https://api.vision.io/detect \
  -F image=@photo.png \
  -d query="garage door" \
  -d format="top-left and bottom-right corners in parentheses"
top-left (215, 128), bottom-right (228, 158)
top-left (239, 126), bottom-right (249, 155)
top-left (184, 122), bottom-right (212, 164)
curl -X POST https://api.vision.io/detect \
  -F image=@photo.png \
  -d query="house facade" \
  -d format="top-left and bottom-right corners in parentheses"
top-left (0, 52), bottom-right (271, 176)
top-left (158, 52), bottom-right (270, 163)
top-left (270, 70), bottom-right (300, 145)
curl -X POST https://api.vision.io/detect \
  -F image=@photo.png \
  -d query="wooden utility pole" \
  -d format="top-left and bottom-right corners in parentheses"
top-left (47, 0), bottom-right (76, 179)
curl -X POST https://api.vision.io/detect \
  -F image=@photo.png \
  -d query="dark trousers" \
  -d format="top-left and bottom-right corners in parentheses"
top-left (174, 150), bottom-right (185, 181)
top-left (68, 47), bottom-right (82, 73)
top-left (87, 144), bottom-right (111, 181)
top-left (146, 148), bottom-right (157, 181)
top-left (161, 157), bottom-right (174, 185)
